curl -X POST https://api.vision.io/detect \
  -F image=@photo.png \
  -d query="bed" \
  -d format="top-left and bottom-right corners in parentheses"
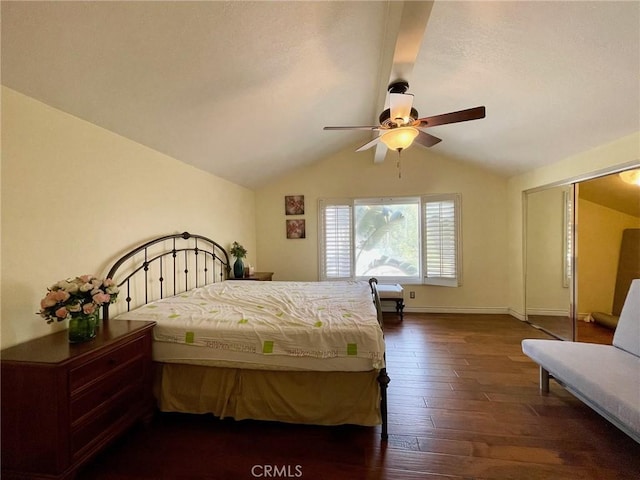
top-left (103, 232), bottom-right (389, 439)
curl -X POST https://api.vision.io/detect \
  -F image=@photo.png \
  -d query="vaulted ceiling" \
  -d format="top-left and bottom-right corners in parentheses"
top-left (580, 171), bottom-right (640, 218)
top-left (2, 1), bottom-right (639, 189)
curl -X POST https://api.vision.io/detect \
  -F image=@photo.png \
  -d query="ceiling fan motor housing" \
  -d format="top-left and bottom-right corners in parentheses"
top-left (388, 80), bottom-right (409, 94)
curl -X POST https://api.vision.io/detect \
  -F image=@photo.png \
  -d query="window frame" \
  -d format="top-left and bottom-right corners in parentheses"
top-left (318, 193), bottom-right (462, 286)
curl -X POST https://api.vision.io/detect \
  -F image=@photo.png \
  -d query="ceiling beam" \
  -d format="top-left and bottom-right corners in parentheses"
top-left (390, 0), bottom-right (434, 83)
top-left (373, 1), bottom-right (434, 164)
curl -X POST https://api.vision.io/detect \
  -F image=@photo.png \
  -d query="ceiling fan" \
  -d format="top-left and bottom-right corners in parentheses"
top-left (323, 80), bottom-right (486, 153)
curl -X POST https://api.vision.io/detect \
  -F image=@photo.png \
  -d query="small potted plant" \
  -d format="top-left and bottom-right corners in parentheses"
top-left (230, 241), bottom-right (247, 278)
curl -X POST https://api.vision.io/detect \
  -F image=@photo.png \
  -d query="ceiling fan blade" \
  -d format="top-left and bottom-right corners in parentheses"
top-left (418, 106), bottom-right (486, 128)
top-left (355, 136), bottom-right (381, 152)
top-left (414, 131), bottom-right (442, 148)
top-left (324, 125), bottom-right (380, 131)
top-left (389, 93), bottom-right (414, 124)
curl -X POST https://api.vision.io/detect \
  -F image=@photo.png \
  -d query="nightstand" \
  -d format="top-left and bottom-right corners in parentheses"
top-left (1, 320), bottom-right (156, 480)
top-left (233, 271), bottom-right (274, 281)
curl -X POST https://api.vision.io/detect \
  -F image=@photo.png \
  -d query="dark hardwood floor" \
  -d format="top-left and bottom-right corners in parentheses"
top-left (577, 320), bottom-right (615, 344)
top-left (79, 313), bottom-right (639, 480)
top-left (526, 314), bottom-right (616, 344)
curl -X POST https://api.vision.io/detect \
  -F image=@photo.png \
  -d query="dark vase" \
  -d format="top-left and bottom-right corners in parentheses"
top-left (68, 311), bottom-right (98, 343)
top-left (233, 258), bottom-right (245, 278)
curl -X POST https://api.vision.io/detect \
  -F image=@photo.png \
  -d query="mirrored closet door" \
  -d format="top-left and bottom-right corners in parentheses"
top-left (524, 184), bottom-right (575, 340)
top-left (576, 171), bottom-right (640, 342)
top-left (524, 167), bottom-right (640, 342)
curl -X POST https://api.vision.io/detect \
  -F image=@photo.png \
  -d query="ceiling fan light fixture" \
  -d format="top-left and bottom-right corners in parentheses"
top-left (619, 169), bottom-right (640, 186)
top-left (380, 127), bottom-right (419, 151)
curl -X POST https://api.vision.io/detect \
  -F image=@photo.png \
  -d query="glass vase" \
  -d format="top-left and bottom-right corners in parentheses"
top-left (233, 257), bottom-right (245, 278)
top-left (68, 311), bottom-right (99, 344)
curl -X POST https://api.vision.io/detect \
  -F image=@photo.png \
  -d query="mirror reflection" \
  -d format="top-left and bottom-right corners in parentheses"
top-left (577, 172), bottom-right (640, 341)
top-left (525, 169), bottom-right (640, 343)
top-left (525, 185), bottom-right (574, 340)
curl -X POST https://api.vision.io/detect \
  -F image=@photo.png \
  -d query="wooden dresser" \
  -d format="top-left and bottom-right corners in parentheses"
top-left (1, 320), bottom-right (156, 480)
top-left (232, 271), bottom-right (274, 281)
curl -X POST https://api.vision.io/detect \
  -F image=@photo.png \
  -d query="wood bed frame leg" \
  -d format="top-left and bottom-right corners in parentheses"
top-left (540, 366), bottom-right (550, 394)
top-left (378, 367), bottom-right (390, 441)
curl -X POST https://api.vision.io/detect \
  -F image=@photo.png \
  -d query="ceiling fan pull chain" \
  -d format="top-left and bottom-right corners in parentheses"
top-left (397, 149), bottom-right (402, 179)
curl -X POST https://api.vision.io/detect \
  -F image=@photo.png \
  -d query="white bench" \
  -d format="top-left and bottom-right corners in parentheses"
top-left (522, 279), bottom-right (640, 443)
top-left (376, 283), bottom-right (404, 321)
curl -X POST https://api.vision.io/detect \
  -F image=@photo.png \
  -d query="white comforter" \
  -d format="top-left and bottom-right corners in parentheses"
top-left (115, 280), bottom-right (385, 369)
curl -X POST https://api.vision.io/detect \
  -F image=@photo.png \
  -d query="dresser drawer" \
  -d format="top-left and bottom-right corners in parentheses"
top-left (71, 382), bottom-right (144, 459)
top-left (70, 357), bottom-right (145, 423)
top-left (70, 337), bottom-right (145, 392)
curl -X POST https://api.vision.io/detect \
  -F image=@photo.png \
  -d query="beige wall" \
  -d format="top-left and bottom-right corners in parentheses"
top-left (577, 198), bottom-right (640, 316)
top-left (1, 87), bottom-right (256, 348)
top-left (507, 132), bottom-right (640, 318)
top-left (525, 186), bottom-right (570, 315)
top-left (255, 144), bottom-right (509, 313)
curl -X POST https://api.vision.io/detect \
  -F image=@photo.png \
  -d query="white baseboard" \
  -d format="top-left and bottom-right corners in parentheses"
top-left (525, 308), bottom-right (570, 317)
top-left (380, 306), bottom-right (580, 322)
top-left (504, 309), bottom-right (589, 322)
top-left (399, 306), bottom-right (511, 315)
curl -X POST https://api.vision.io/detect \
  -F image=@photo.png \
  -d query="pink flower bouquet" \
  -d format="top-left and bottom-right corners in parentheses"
top-left (38, 275), bottom-right (119, 323)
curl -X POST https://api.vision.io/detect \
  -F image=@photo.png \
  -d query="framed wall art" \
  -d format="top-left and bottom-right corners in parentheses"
top-left (286, 219), bottom-right (306, 239)
top-left (285, 195), bottom-right (305, 215)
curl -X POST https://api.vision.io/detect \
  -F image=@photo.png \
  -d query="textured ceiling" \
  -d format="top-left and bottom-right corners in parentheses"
top-left (2, 1), bottom-right (639, 189)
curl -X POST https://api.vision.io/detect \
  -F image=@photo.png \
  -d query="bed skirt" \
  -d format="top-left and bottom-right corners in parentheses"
top-left (154, 363), bottom-right (382, 427)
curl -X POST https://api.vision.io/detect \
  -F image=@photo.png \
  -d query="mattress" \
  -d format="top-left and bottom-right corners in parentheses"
top-left (115, 280), bottom-right (385, 371)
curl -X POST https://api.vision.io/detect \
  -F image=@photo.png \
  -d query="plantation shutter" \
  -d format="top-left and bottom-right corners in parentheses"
top-left (563, 189), bottom-right (573, 288)
top-left (318, 199), bottom-right (353, 280)
top-left (422, 194), bottom-right (461, 287)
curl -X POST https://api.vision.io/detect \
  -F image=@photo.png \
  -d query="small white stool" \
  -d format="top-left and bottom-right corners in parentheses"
top-left (377, 284), bottom-right (405, 321)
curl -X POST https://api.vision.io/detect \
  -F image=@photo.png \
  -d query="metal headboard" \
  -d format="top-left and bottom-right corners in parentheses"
top-left (103, 231), bottom-right (231, 320)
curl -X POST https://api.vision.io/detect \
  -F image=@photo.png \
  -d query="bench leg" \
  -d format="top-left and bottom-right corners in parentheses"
top-left (395, 299), bottom-right (404, 321)
top-left (540, 366), bottom-right (550, 394)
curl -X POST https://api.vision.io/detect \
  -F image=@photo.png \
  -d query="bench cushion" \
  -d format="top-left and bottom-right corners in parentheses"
top-left (522, 339), bottom-right (640, 440)
top-left (377, 284), bottom-right (403, 299)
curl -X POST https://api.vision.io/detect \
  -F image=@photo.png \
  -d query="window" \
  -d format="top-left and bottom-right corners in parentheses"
top-left (319, 194), bottom-right (461, 286)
